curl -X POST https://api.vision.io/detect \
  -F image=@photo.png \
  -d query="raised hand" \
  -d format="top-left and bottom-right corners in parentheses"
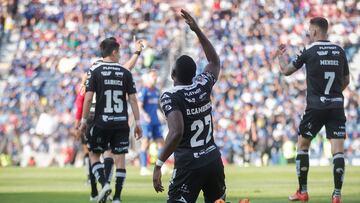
top-left (135, 39), bottom-right (144, 52)
top-left (180, 9), bottom-right (200, 32)
top-left (274, 44), bottom-right (287, 59)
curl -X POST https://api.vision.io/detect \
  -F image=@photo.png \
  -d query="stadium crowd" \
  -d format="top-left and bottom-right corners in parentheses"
top-left (0, 0), bottom-right (360, 167)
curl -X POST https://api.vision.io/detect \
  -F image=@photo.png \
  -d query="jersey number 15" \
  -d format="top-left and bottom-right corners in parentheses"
top-left (104, 90), bottom-right (124, 113)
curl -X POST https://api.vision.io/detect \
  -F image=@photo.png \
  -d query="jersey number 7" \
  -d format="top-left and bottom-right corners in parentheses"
top-left (324, 72), bottom-right (335, 95)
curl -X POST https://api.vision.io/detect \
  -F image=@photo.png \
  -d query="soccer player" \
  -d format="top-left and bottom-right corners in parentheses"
top-left (74, 73), bottom-right (99, 201)
top-left (274, 17), bottom-right (350, 203)
top-left (139, 70), bottom-right (164, 176)
top-left (153, 10), bottom-right (226, 203)
top-left (75, 39), bottom-right (144, 201)
top-left (79, 37), bottom-right (143, 203)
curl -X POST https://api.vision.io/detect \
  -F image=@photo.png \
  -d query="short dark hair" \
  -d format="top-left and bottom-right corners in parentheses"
top-left (100, 37), bottom-right (120, 58)
top-left (172, 55), bottom-right (196, 84)
top-left (310, 17), bottom-right (328, 34)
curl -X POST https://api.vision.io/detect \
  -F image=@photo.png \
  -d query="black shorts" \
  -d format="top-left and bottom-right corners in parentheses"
top-left (167, 158), bottom-right (226, 203)
top-left (88, 125), bottom-right (130, 154)
top-left (298, 108), bottom-right (346, 139)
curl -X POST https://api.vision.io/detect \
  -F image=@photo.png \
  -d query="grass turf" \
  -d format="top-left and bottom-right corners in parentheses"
top-left (0, 165), bottom-right (359, 203)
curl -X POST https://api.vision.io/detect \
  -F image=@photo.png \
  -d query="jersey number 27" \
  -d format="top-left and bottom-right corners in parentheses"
top-left (190, 114), bottom-right (212, 147)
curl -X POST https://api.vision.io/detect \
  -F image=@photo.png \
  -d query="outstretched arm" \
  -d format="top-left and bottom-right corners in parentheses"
top-left (153, 110), bottom-right (184, 193)
top-left (274, 44), bottom-right (298, 76)
top-left (122, 40), bottom-right (144, 70)
top-left (181, 9), bottom-right (220, 80)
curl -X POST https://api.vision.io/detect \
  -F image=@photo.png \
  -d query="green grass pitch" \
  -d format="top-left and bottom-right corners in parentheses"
top-left (0, 165), bottom-right (359, 203)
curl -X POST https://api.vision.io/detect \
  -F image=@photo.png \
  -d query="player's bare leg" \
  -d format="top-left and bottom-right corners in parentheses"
top-left (90, 152), bottom-right (111, 203)
top-left (289, 135), bottom-right (311, 202)
top-left (330, 139), bottom-right (345, 203)
top-left (139, 138), bottom-right (151, 176)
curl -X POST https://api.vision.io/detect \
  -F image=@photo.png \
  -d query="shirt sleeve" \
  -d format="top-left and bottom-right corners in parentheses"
top-left (74, 89), bottom-right (85, 121)
top-left (193, 71), bottom-right (217, 92)
top-left (160, 92), bottom-right (179, 117)
top-left (343, 53), bottom-right (349, 76)
top-left (292, 47), bottom-right (307, 69)
top-left (125, 71), bottom-right (137, 95)
top-left (85, 69), bottom-right (96, 92)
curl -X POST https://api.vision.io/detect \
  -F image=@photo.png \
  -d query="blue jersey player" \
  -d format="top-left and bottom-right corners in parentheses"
top-left (139, 70), bottom-right (164, 176)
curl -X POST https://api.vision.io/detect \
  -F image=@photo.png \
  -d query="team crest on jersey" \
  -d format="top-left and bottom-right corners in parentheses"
top-left (332, 50), bottom-right (340, 56)
top-left (199, 92), bottom-right (207, 100)
top-left (115, 72), bottom-right (124, 77)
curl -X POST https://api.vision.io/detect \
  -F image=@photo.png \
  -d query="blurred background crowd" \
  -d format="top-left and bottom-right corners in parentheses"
top-left (0, 0), bottom-right (359, 167)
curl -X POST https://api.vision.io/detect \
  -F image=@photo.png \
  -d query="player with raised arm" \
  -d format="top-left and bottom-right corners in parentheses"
top-left (153, 10), bottom-right (225, 203)
top-left (79, 37), bottom-right (142, 203)
top-left (274, 17), bottom-right (350, 203)
top-left (75, 39), bottom-right (144, 201)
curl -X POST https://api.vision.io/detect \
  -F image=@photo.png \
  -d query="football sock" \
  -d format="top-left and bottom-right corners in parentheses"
top-left (296, 150), bottom-right (309, 193)
top-left (333, 152), bottom-right (345, 197)
top-left (92, 162), bottom-right (106, 187)
top-left (87, 156), bottom-right (98, 197)
top-left (140, 151), bottom-right (147, 168)
top-left (104, 157), bottom-right (114, 183)
top-left (114, 168), bottom-right (126, 200)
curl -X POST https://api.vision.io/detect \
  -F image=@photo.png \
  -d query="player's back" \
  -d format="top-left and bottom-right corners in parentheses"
top-left (86, 60), bottom-right (136, 129)
top-left (293, 40), bottom-right (349, 109)
top-left (160, 72), bottom-right (220, 169)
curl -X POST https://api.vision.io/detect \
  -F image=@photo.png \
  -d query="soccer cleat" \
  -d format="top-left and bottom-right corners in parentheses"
top-left (288, 190), bottom-right (309, 202)
top-left (140, 167), bottom-right (152, 176)
top-left (332, 196), bottom-right (342, 203)
top-left (97, 183), bottom-right (112, 203)
top-left (90, 195), bottom-right (98, 202)
top-left (112, 199), bottom-right (121, 203)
